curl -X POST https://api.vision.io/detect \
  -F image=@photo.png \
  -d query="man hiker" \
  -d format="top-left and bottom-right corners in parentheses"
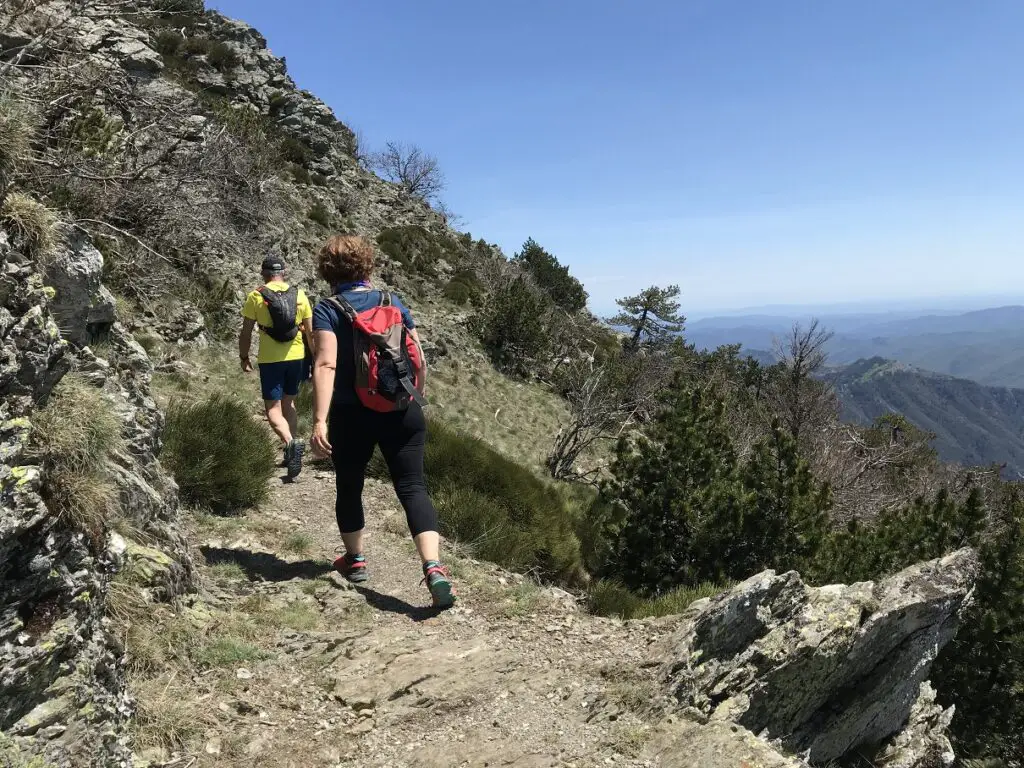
top-left (239, 256), bottom-right (315, 479)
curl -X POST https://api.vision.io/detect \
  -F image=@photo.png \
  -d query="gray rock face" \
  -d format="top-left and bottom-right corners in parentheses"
top-left (656, 548), bottom-right (979, 766)
top-left (1, 221), bottom-right (191, 766)
top-left (44, 230), bottom-right (116, 346)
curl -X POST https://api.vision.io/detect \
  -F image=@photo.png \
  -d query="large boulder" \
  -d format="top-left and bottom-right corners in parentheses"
top-left (655, 548), bottom-right (979, 766)
top-left (44, 230), bottom-right (116, 347)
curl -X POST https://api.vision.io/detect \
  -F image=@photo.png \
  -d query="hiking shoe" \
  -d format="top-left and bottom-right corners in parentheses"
top-left (334, 553), bottom-right (368, 583)
top-left (285, 439), bottom-right (304, 479)
top-left (422, 561), bottom-right (456, 608)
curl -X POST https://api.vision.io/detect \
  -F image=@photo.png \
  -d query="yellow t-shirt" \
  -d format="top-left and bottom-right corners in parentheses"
top-left (241, 282), bottom-right (312, 364)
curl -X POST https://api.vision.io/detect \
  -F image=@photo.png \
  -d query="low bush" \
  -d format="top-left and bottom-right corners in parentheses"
top-left (162, 393), bottom-right (276, 512)
top-left (32, 375), bottom-right (124, 535)
top-left (307, 202), bottom-right (331, 228)
top-left (268, 91), bottom-right (290, 114)
top-left (370, 418), bottom-right (585, 584)
top-left (152, 29), bottom-right (183, 56)
top-left (288, 163), bottom-right (311, 185)
top-left (1, 192), bottom-right (58, 262)
top-left (443, 268), bottom-right (483, 306)
top-left (376, 225), bottom-right (465, 278)
top-left (182, 36), bottom-right (212, 56)
top-left (587, 579), bottom-right (726, 620)
top-left (280, 136), bottom-right (312, 164)
top-left (206, 41), bottom-right (239, 72)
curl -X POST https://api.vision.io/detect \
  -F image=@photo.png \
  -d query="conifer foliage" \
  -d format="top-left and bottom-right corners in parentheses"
top-left (607, 284), bottom-right (686, 350)
top-left (512, 238), bottom-right (588, 313)
top-left (604, 383), bottom-right (832, 593)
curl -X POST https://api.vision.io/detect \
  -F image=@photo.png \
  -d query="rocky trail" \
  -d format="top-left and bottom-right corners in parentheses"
top-left (158, 466), bottom-right (683, 768)
top-left (134, 459), bottom-right (977, 768)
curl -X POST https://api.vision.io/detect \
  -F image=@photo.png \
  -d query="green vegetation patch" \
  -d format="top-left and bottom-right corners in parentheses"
top-left (370, 418), bottom-right (585, 584)
top-left (376, 225), bottom-right (464, 278)
top-left (162, 393), bottom-right (276, 513)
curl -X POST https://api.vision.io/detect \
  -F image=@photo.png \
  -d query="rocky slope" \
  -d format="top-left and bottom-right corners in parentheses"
top-left (0, 1), bottom-right (988, 766)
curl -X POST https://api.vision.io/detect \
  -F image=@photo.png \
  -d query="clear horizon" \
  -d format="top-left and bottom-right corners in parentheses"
top-left (210, 0), bottom-right (1024, 313)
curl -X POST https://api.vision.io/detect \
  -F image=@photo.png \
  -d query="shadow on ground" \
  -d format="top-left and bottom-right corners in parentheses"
top-left (353, 585), bottom-right (443, 623)
top-left (200, 546), bottom-right (332, 582)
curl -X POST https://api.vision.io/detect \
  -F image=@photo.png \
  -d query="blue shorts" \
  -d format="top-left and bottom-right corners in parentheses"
top-left (258, 359), bottom-right (304, 401)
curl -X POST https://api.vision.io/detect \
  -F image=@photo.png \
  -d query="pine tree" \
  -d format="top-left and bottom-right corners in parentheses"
top-left (931, 488), bottom-right (1024, 763)
top-left (738, 419), bottom-right (832, 575)
top-left (606, 383), bottom-right (746, 593)
top-left (607, 285), bottom-right (686, 350)
top-left (512, 238), bottom-right (588, 313)
top-left (471, 277), bottom-right (553, 377)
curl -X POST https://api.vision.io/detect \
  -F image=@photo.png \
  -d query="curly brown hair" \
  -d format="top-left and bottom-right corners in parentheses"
top-left (316, 234), bottom-right (375, 285)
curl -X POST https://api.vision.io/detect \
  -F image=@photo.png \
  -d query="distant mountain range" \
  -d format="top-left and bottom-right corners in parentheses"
top-left (687, 305), bottom-right (1024, 388)
top-left (832, 358), bottom-right (1024, 477)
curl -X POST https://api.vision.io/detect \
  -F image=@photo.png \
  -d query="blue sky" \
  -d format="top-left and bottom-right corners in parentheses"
top-left (209, 0), bottom-right (1024, 315)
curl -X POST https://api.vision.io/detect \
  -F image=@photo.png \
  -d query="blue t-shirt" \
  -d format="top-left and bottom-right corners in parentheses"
top-left (312, 287), bottom-right (416, 404)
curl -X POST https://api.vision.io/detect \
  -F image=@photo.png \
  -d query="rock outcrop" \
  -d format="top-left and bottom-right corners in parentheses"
top-left (1, 217), bottom-right (191, 766)
top-left (654, 548), bottom-right (979, 766)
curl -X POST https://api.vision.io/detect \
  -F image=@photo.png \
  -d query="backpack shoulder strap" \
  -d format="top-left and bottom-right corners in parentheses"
top-left (325, 295), bottom-right (358, 322)
top-left (380, 291), bottom-right (392, 307)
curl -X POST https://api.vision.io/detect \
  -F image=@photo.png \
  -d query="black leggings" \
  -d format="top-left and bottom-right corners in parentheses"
top-left (328, 402), bottom-right (439, 538)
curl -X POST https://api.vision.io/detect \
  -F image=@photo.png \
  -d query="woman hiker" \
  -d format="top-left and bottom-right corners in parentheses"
top-left (308, 234), bottom-right (456, 608)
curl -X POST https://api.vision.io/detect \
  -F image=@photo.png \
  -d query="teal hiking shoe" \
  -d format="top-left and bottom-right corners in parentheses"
top-left (334, 553), bottom-right (368, 583)
top-left (422, 561), bottom-right (456, 609)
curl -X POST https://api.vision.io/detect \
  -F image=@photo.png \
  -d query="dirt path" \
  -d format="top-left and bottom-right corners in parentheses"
top-left (166, 465), bottom-right (681, 768)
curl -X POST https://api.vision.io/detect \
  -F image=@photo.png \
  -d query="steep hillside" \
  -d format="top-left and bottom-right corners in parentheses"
top-left (1, 3), bottom-right (1017, 767)
top-left (835, 357), bottom-right (1024, 476)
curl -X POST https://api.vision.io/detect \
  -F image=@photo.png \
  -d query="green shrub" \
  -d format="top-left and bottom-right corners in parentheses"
top-left (32, 375), bottom-right (124, 534)
top-left (376, 225), bottom-right (465, 278)
top-left (471, 277), bottom-right (554, 377)
top-left (370, 419), bottom-right (585, 584)
top-left (288, 163), bottom-right (311, 185)
top-left (268, 91), bottom-right (290, 114)
top-left (307, 202), bottom-right (330, 228)
top-left (443, 268), bottom-right (483, 306)
top-left (603, 386), bottom-right (831, 595)
top-left (588, 579), bottom-right (727, 620)
top-left (280, 136), bottom-right (312, 164)
top-left (153, 29), bottom-right (183, 56)
top-left (206, 41), bottom-right (239, 72)
top-left (183, 36), bottom-right (212, 56)
top-left (512, 237), bottom-right (588, 313)
top-left (1, 192), bottom-right (58, 262)
top-left (162, 394), bottom-right (276, 512)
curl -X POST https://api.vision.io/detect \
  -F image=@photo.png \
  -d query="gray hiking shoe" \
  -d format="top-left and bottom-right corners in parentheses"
top-left (285, 439), bottom-right (304, 479)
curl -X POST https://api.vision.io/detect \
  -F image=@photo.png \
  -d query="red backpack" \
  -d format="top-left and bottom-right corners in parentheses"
top-left (325, 292), bottom-right (426, 412)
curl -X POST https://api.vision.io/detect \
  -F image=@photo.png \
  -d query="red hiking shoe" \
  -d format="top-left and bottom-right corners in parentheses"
top-left (334, 553), bottom-right (368, 583)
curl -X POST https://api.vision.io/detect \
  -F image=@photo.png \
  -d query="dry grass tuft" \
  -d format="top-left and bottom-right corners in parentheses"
top-left (282, 531), bottom-right (314, 555)
top-left (0, 92), bottom-right (36, 185)
top-left (32, 374), bottom-right (124, 533)
top-left (1, 192), bottom-right (58, 262)
top-left (587, 580), bottom-right (728, 620)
